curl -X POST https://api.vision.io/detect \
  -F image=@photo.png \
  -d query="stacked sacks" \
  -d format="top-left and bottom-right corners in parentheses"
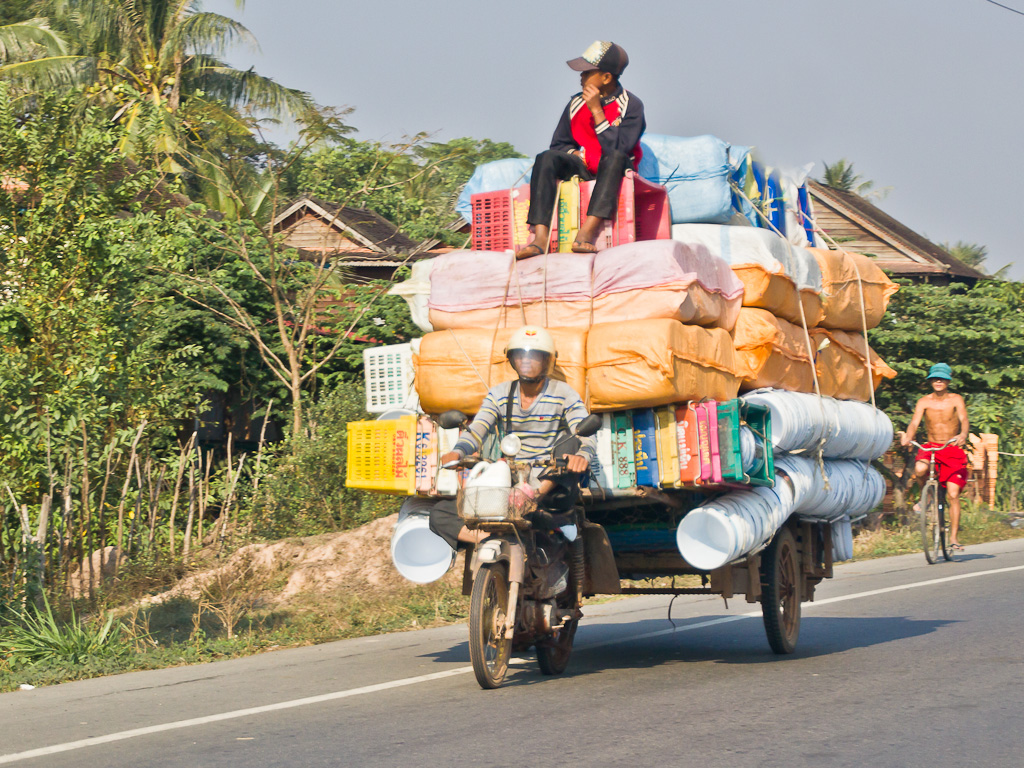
top-left (636, 134), bottom-right (734, 224)
top-left (731, 308), bottom-right (813, 392)
top-left (426, 241), bottom-right (744, 332)
top-left (668, 223), bottom-right (899, 404)
top-left (811, 248), bottom-right (899, 331)
top-left (415, 240), bottom-right (744, 415)
top-left (415, 327), bottom-right (587, 414)
top-left (810, 328), bottom-right (896, 401)
top-left (586, 319), bottom-right (740, 410)
top-left (670, 224), bottom-right (823, 325)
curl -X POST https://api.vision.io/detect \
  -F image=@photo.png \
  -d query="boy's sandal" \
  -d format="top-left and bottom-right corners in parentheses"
top-left (571, 239), bottom-right (598, 254)
top-left (515, 243), bottom-right (546, 259)
top-left (951, 542), bottom-right (965, 551)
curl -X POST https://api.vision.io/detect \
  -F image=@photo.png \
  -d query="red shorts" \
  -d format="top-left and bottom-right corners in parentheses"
top-left (916, 443), bottom-right (968, 488)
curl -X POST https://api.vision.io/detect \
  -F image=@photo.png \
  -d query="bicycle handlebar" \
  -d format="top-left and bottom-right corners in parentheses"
top-left (909, 438), bottom-right (958, 452)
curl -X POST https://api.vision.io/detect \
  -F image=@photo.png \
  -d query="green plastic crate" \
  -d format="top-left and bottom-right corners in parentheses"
top-left (717, 400), bottom-right (773, 487)
top-left (610, 411), bottom-right (636, 489)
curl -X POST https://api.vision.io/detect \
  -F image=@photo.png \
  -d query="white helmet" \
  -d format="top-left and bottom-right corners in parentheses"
top-left (505, 326), bottom-right (556, 383)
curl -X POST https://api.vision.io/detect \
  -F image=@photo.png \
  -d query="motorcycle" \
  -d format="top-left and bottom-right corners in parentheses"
top-left (438, 410), bottom-right (603, 689)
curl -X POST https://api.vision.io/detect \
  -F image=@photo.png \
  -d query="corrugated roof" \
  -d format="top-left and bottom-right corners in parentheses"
top-left (808, 180), bottom-right (987, 281)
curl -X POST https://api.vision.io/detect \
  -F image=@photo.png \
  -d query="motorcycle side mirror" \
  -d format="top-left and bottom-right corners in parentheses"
top-left (437, 410), bottom-right (468, 430)
top-left (575, 414), bottom-right (602, 438)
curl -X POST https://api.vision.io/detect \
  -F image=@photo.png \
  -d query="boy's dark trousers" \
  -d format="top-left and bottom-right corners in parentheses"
top-left (526, 148), bottom-right (630, 228)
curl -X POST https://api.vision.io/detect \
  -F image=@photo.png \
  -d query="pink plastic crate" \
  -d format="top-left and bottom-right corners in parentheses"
top-left (470, 171), bottom-right (670, 253)
top-left (579, 170), bottom-right (671, 251)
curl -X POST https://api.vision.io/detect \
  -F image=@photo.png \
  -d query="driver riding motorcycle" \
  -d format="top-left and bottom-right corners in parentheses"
top-left (428, 326), bottom-right (597, 549)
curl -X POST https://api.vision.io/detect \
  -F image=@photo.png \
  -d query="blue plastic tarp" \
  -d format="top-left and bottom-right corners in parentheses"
top-left (637, 134), bottom-right (733, 225)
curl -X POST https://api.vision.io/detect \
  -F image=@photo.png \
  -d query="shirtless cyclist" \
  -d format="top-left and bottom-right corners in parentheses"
top-left (899, 363), bottom-right (970, 550)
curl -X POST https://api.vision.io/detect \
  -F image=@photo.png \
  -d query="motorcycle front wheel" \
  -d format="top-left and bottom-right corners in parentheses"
top-left (469, 562), bottom-right (513, 689)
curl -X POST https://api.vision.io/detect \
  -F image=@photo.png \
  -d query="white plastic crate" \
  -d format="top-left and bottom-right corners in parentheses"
top-left (363, 343), bottom-right (416, 413)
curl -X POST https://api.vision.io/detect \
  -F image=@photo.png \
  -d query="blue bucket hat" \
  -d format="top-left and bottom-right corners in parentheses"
top-left (927, 363), bottom-right (952, 381)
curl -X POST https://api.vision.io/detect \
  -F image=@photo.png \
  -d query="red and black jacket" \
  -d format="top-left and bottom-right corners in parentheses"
top-left (549, 86), bottom-right (645, 174)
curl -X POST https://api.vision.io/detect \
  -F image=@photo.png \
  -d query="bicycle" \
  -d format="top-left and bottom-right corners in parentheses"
top-left (910, 440), bottom-right (957, 564)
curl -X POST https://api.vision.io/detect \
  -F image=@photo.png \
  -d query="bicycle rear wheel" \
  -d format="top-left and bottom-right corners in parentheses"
top-left (920, 483), bottom-right (941, 564)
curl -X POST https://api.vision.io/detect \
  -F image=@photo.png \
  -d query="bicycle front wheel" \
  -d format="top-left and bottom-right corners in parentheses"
top-left (940, 492), bottom-right (955, 561)
top-left (920, 483), bottom-right (941, 564)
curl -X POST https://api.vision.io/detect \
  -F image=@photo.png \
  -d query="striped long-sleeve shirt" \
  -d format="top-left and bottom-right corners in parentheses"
top-left (453, 379), bottom-right (597, 466)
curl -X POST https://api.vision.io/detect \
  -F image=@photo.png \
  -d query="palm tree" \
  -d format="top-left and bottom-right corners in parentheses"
top-left (2, 1), bottom-right (311, 171)
top-left (820, 158), bottom-right (890, 200)
top-left (0, 18), bottom-right (83, 91)
top-left (942, 240), bottom-right (1008, 278)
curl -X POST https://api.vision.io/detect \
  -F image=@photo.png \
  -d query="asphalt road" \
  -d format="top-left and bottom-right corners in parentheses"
top-left (2, 539), bottom-right (1023, 768)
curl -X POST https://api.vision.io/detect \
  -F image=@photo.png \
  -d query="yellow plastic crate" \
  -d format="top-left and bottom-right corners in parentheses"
top-left (655, 405), bottom-right (681, 488)
top-left (557, 177), bottom-right (581, 252)
top-left (346, 415), bottom-right (418, 494)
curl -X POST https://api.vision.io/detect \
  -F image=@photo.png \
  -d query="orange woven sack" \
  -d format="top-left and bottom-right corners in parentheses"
top-left (730, 266), bottom-right (823, 327)
top-left (414, 327), bottom-right (588, 414)
top-left (810, 248), bottom-right (899, 331)
top-left (586, 319), bottom-right (739, 411)
top-left (732, 308), bottom-right (814, 393)
top-left (811, 328), bottom-right (896, 402)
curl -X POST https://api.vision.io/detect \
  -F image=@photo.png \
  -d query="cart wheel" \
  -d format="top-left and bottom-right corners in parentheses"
top-left (536, 616), bottom-right (578, 676)
top-left (469, 563), bottom-right (513, 689)
top-left (760, 526), bottom-right (801, 654)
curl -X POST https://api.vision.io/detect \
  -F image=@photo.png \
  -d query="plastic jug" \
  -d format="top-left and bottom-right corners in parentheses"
top-left (463, 460), bottom-right (513, 519)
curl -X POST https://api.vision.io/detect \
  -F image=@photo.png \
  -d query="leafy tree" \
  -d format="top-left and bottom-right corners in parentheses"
top-left (0, 1), bottom-right (37, 26)
top-left (0, 87), bottom-right (207, 499)
top-left (1, 0), bottom-right (311, 173)
top-left (870, 278), bottom-right (1024, 508)
top-left (870, 279), bottom-right (1024, 425)
top-left (286, 135), bottom-right (523, 244)
top-left (159, 108), bottom-right (424, 437)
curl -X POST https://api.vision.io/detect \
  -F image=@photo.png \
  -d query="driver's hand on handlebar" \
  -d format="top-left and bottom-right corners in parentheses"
top-left (897, 431), bottom-right (910, 447)
top-left (564, 453), bottom-right (590, 474)
top-left (440, 451), bottom-right (462, 468)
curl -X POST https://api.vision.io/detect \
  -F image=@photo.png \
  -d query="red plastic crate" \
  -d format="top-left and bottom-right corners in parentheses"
top-left (470, 185), bottom-right (557, 253)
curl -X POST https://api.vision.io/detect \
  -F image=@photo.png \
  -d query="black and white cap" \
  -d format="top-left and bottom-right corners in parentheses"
top-left (566, 40), bottom-right (629, 77)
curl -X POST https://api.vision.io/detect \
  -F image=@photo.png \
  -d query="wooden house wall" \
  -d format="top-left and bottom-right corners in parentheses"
top-left (281, 213), bottom-right (364, 252)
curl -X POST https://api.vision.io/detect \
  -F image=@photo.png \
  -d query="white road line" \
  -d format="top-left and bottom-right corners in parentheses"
top-left (0, 668), bottom-right (478, 765)
top-left (3, 562), bottom-right (1023, 765)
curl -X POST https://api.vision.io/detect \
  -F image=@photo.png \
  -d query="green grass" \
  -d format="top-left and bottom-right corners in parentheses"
top-left (854, 499), bottom-right (1024, 560)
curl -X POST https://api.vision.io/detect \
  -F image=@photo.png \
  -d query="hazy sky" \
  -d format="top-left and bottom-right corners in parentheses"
top-left (206, 0), bottom-right (1023, 279)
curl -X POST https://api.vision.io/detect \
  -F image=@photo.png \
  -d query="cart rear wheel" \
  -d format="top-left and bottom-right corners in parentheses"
top-left (469, 563), bottom-right (513, 689)
top-left (536, 616), bottom-right (578, 676)
top-left (761, 526), bottom-right (801, 654)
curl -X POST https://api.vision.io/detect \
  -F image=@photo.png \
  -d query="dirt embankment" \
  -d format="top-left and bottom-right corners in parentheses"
top-left (141, 514), bottom-right (463, 609)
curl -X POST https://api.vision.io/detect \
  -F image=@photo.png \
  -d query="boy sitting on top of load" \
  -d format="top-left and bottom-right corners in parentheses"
top-left (515, 40), bottom-right (646, 260)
